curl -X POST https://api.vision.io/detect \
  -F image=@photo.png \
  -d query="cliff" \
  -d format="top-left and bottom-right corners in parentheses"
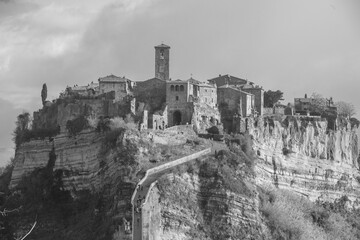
top-left (137, 116), bottom-right (360, 240)
top-left (148, 152), bottom-right (269, 240)
top-left (250, 116), bottom-right (360, 207)
top-left (5, 115), bottom-right (360, 239)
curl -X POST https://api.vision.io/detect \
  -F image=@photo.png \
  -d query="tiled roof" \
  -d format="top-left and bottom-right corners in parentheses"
top-left (167, 78), bottom-right (203, 85)
top-left (98, 74), bottom-right (132, 83)
top-left (154, 43), bottom-right (170, 48)
top-left (218, 85), bottom-right (254, 95)
top-left (187, 77), bottom-right (202, 85)
top-left (208, 74), bottom-right (248, 85)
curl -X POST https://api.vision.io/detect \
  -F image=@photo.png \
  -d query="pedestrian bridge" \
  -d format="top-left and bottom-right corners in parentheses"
top-left (131, 147), bottom-right (211, 240)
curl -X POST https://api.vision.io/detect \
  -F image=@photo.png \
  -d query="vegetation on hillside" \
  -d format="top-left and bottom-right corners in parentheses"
top-left (264, 90), bottom-right (284, 107)
top-left (66, 115), bottom-right (89, 136)
top-left (157, 134), bottom-right (258, 239)
top-left (13, 112), bottom-right (60, 147)
top-left (260, 187), bottom-right (360, 240)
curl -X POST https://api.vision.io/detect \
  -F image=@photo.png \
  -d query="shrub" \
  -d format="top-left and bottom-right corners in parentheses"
top-left (66, 115), bottom-right (89, 136)
top-left (110, 116), bottom-right (137, 130)
top-left (87, 115), bottom-right (98, 129)
top-left (260, 188), bottom-right (359, 240)
top-left (96, 117), bottom-right (111, 132)
top-left (14, 126), bottom-right (60, 147)
top-left (103, 128), bottom-right (124, 150)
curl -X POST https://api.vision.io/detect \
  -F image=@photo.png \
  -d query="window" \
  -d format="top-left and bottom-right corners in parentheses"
top-left (175, 85), bottom-right (179, 91)
top-left (170, 85), bottom-right (174, 91)
top-left (160, 50), bottom-right (164, 59)
top-left (180, 85), bottom-right (184, 91)
top-left (176, 96), bottom-right (179, 101)
top-left (205, 97), bottom-right (207, 102)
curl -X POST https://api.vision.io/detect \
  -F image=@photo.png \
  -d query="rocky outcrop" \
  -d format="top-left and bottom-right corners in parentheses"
top-left (10, 130), bottom-right (103, 190)
top-left (250, 116), bottom-right (360, 208)
top-left (147, 162), bottom-right (269, 240)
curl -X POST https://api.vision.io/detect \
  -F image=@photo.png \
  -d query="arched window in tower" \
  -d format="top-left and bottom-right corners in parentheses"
top-left (160, 50), bottom-right (164, 59)
top-left (176, 96), bottom-right (179, 101)
top-left (180, 85), bottom-right (184, 91)
top-left (170, 85), bottom-right (174, 91)
top-left (175, 85), bottom-right (179, 91)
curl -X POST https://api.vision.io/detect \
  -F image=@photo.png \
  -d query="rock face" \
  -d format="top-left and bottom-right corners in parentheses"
top-left (10, 128), bottom-right (145, 192)
top-left (145, 173), bottom-right (266, 240)
top-left (250, 116), bottom-right (360, 207)
top-left (10, 130), bottom-right (103, 190)
top-left (9, 114), bottom-right (360, 239)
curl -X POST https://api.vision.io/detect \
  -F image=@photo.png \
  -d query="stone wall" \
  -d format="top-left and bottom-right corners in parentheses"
top-left (243, 88), bottom-right (264, 115)
top-left (217, 87), bottom-right (253, 118)
top-left (33, 98), bottom-right (132, 132)
top-left (142, 182), bottom-right (161, 240)
top-left (192, 102), bottom-right (221, 134)
top-left (198, 85), bottom-right (217, 108)
top-left (263, 107), bottom-right (285, 116)
top-left (134, 78), bottom-right (166, 114)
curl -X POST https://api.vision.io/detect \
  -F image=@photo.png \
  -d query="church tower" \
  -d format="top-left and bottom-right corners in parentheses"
top-left (155, 43), bottom-right (170, 81)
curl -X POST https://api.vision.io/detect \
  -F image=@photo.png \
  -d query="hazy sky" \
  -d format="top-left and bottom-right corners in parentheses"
top-left (0, 0), bottom-right (359, 166)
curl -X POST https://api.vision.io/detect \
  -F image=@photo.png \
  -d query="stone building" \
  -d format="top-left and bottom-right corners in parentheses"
top-left (155, 44), bottom-right (170, 81)
top-left (98, 75), bottom-right (135, 101)
top-left (294, 94), bottom-right (337, 115)
top-left (217, 85), bottom-right (254, 117)
top-left (208, 74), bottom-right (264, 115)
top-left (166, 78), bottom-right (219, 127)
top-left (197, 83), bottom-right (217, 108)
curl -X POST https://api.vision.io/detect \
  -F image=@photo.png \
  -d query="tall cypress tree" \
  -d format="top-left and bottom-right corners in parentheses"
top-left (41, 83), bottom-right (47, 105)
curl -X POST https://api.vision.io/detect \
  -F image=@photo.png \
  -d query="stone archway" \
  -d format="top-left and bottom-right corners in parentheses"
top-left (173, 111), bottom-right (182, 125)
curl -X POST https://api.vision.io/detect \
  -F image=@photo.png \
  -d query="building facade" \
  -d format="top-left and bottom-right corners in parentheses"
top-left (98, 75), bottom-right (134, 101)
top-left (208, 74), bottom-right (264, 115)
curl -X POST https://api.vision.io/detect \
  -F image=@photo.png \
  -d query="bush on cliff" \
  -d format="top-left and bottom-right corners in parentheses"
top-left (66, 115), bottom-right (89, 136)
top-left (260, 188), bottom-right (358, 240)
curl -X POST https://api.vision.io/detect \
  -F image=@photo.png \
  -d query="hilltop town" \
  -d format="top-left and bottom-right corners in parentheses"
top-left (2, 44), bottom-right (360, 240)
top-left (32, 43), bottom-right (354, 139)
top-left (33, 43), bottom-right (266, 136)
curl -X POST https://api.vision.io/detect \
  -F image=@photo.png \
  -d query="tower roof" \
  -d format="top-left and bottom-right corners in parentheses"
top-left (154, 43), bottom-right (170, 48)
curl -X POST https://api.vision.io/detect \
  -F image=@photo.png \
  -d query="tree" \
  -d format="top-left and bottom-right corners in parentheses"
top-left (13, 112), bottom-right (31, 147)
top-left (264, 90), bottom-right (284, 108)
top-left (350, 117), bottom-right (360, 128)
top-left (309, 92), bottom-right (327, 114)
top-left (41, 83), bottom-right (47, 106)
top-left (335, 101), bottom-right (356, 118)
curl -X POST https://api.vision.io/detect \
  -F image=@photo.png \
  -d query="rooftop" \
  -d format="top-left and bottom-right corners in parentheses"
top-left (154, 43), bottom-right (170, 48)
top-left (98, 74), bottom-right (132, 83)
top-left (208, 74), bottom-right (248, 85)
top-left (218, 85), bottom-right (254, 95)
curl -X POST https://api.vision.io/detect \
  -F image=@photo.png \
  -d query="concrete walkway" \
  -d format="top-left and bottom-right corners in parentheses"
top-left (131, 148), bottom-right (211, 240)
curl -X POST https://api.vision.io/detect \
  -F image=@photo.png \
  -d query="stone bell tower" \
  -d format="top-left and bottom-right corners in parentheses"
top-left (154, 43), bottom-right (170, 81)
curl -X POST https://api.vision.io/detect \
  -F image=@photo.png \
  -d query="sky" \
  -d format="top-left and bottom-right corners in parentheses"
top-left (0, 0), bottom-right (359, 166)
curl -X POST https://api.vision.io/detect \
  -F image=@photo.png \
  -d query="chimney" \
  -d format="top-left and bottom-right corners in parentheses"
top-left (305, 93), bottom-right (307, 98)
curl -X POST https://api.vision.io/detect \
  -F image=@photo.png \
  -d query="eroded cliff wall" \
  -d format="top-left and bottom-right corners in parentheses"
top-left (250, 116), bottom-right (360, 207)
